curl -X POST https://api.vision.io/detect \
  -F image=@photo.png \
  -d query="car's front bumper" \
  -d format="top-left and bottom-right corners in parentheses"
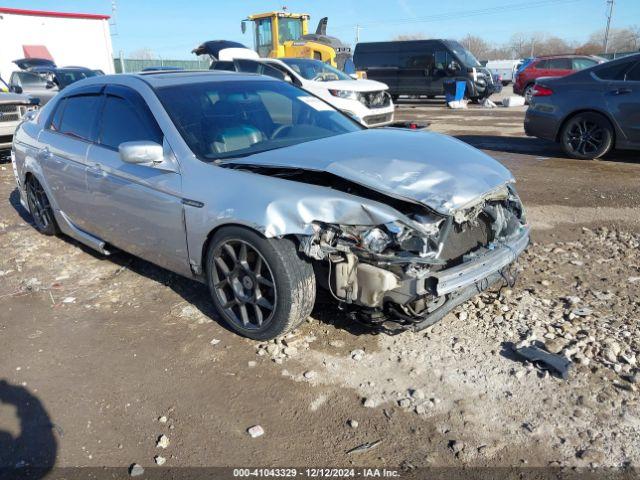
top-left (0, 124), bottom-right (17, 150)
top-left (378, 225), bottom-right (530, 328)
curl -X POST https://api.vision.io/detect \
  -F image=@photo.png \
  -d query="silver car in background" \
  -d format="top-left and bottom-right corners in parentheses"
top-left (12, 71), bottom-right (529, 340)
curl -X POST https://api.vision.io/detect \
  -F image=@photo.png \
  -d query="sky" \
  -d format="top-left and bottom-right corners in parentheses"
top-left (2, 0), bottom-right (638, 59)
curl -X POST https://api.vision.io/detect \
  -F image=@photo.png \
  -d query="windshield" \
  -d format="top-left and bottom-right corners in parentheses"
top-left (0, 76), bottom-right (9, 92)
top-left (53, 69), bottom-right (98, 88)
top-left (445, 41), bottom-right (481, 68)
top-left (282, 59), bottom-right (353, 82)
top-left (156, 79), bottom-right (362, 161)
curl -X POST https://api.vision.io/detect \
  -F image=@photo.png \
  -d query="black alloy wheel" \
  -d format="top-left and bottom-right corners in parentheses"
top-left (206, 226), bottom-right (316, 340)
top-left (210, 239), bottom-right (277, 331)
top-left (26, 177), bottom-right (57, 235)
top-left (560, 112), bottom-right (613, 160)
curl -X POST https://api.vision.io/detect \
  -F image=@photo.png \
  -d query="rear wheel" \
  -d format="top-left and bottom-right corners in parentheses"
top-left (523, 84), bottom-right (535, 104)
top-left (25, 176), bottom-right (57, 235)
top-left (560, 112), bottom-right (613, 160)
top-left (206, 226), bottom-right (316, 340)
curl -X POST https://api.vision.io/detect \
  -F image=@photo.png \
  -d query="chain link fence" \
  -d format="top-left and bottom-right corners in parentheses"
top-left (113, 58), bottom-right (210, 73)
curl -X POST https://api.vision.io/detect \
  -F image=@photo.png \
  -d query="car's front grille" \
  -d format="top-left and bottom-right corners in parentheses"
top-left (363, 112), bottom-right (393, 126)
top-left (0, 134), bottom-right (13, 146)
top-left (359, 91), bottom-right (391, 108)
top-left (0, 104), bottom-right (21, 123)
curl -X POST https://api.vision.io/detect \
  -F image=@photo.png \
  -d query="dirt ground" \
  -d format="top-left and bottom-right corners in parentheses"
top-left (1, 89), bottom-right (640, 477)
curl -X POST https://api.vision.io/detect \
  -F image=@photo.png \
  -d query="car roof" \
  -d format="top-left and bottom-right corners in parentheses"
top-left (533, 54), bottom-right (597, 60)
top-left (62, 70), bottom-right (274, 92)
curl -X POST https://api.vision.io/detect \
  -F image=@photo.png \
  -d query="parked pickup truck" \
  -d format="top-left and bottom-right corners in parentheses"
top-left (1, 76), bottom-right (39, 152)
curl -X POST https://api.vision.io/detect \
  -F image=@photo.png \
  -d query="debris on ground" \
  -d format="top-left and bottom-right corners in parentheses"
top-left (247, 425), bottom-right (265, 438)
top-left (129, 463), bottom-right (144, 477)
top-left (154, 455), bottom-right (166, 466)
top-left (481, 98), bottom-right (497, 108)
top-left (447, 100), bottom-right (468, 109)
top-left (156, 434), bottom-right (170, 449)
top-left (502, 96), bottom-right (526, 107)
top-left (514, 345), bottom-right (571, 380)
top-left (346, 439), bottom-right (383, 454)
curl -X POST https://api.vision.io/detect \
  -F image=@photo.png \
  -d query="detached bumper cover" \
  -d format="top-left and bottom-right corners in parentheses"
top-left (434, 226), bottom-right (530, 295)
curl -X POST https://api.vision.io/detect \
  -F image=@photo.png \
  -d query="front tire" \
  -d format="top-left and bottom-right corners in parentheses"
top-left (560, 112), bottom-right (613, 160)
top-left (25, 176), bottom-right (58, 235)
top-left (206, 226), bottom-right (316, 340)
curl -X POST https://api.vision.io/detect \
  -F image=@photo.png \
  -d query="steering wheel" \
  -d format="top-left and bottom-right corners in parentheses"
top-left (271, 124), bottom-right (293, 139)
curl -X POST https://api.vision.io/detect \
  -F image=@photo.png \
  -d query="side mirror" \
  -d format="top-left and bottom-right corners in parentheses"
top-left (12, 85), bottom-right (23, 94)
top-left (119, 141), bottom-right (164, 165)
top-left (241, 20), bottom-right (247, 34)
top-left (45, 81), bottom-right (55, 89)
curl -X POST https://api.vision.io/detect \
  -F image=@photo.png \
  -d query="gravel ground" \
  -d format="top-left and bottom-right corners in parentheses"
top-left (255, 227), bottom-right (640, 468)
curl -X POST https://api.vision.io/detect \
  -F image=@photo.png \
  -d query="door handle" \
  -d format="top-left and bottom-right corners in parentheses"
top-left (612, 87), bottom-right (632, 95)
top-left (87, 163), bottom-right (103, 176)
top-left (38, 147), bottom-right (52, 161)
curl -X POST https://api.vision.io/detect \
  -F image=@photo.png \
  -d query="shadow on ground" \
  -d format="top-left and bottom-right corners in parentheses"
top-left (0, 380), bottom-right (57, 479)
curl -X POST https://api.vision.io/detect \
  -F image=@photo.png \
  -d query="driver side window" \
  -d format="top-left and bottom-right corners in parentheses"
top-left (98, 94), bottom-right (163, 150)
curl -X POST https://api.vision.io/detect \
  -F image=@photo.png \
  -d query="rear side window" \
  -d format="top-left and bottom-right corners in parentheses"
top-left (593, 59), bottom-right (635, 80)
top-left (625, 62), bottom-right (640, 81)
top-left (58, 95), bottom-right (101, 141)
top-left (572, 58), bottom-right (598, 70)
top-left (49, 98), bottom-right (66, 131)
top-left (547, 58), bottom-right (572, 69)
top-left (98, 95), bottom-right (163, 150)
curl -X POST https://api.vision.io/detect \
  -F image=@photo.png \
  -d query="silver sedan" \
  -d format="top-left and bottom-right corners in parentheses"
top-left (11, 71), bottom-right (529, 340)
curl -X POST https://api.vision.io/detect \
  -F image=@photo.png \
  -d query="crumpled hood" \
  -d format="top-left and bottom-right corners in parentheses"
top-left (229, 129), bottom-right (514, 216)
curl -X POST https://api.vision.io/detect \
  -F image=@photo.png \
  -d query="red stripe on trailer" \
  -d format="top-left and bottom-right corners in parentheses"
top-left (0, 7), bottom-right (110, 20)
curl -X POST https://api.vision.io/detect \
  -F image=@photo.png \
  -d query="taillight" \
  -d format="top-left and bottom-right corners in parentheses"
top-left (533, 85), bottom-right (553, 97)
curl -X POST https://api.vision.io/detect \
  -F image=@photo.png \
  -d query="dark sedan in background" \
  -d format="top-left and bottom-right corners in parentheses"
top-left (524, 53), bottom-right (640, 159)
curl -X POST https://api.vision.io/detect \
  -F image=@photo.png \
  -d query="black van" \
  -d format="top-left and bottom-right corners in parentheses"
top-left (354, 39), bottom-right (496, 101)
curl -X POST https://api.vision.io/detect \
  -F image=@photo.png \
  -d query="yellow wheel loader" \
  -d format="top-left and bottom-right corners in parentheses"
top-left (241, 11), bottom-right (352, 70)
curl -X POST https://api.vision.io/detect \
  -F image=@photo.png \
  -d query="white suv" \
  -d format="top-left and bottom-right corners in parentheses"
top-left (215, 58), bottom-right (395, 128)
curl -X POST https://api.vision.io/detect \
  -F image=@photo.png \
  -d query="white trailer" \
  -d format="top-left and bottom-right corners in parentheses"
top-left (0, 7), bottom-right (114, 82)
top-left (485, 59), bottom-right (520, 85)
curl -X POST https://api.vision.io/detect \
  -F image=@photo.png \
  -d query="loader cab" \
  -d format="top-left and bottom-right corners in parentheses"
top-left (242, 12), bottom-right (309, 58)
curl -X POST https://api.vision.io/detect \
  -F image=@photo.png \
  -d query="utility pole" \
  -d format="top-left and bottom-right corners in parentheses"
top-left (603, 0), bottom-right (615, 53)
top-left (109, 0), bottom-right (118, 36)
top-left (355, 24), bottom-right (362, 44)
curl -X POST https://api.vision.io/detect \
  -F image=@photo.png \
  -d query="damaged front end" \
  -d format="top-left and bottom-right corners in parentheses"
top-left (298, 184), bottom-right (529, 333)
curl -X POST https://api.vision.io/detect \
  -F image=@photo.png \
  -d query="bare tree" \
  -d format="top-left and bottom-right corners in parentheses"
top-left (508, 33), bottom-right (530, 58)
top-left (129, 48), bottom-right (157, 60)
top-left (460, 34), bottom-right (492, 60)
top-left (392, 33), bottom-right (426, 41)
top-left (588, 27), bottom-right (640, 53)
